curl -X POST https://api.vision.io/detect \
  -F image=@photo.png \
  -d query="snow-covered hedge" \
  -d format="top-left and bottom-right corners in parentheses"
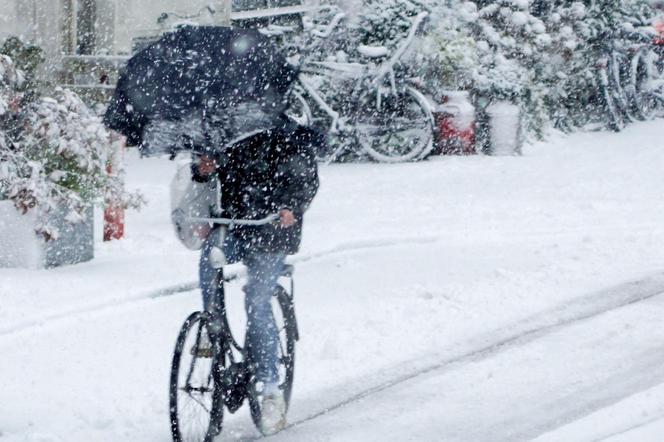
top-left (424, 0), bottom-right (660, 135)
top-left (0, 54), bottom-right (142, 240)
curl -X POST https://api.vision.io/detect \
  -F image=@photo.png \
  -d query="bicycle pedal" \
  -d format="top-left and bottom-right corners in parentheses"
top-left (223, 362), bottom-right (250, 413)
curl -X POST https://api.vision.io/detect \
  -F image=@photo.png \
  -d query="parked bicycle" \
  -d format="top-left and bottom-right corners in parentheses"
top-left (284, 11), bottom-right (436, 163)
top-left (594, 27), bottom-right (664, 131)
top-left (169, 214), bottom-right (298, 442)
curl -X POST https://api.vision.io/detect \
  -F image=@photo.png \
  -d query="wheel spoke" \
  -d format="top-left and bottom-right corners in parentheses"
top-left (170, 312), bottom-right (221, 442)
top-left (182, 389), bottom-right (213, 413)
top-left (355, 89), bottom-right (433, 161)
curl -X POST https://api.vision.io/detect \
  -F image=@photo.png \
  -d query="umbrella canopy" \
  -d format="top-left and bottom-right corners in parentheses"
top-left (103, 26), bottom-right (296, 155)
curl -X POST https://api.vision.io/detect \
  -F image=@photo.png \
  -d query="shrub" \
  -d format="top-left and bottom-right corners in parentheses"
top-left (0, 49), bottom-right (142, 240)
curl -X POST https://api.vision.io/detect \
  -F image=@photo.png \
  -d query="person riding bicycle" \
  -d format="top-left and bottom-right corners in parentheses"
top-left (192, 119), bottom-right (320, 435)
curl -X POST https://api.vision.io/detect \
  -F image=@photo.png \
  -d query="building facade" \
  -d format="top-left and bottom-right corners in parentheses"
top-left (0, 0), bottom-right (318, 98)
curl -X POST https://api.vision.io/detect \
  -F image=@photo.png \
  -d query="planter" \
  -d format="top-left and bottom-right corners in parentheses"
top-left (0, 201), bottom-right (94, 269)
top-left (486, 102), bottom-right (523, 156)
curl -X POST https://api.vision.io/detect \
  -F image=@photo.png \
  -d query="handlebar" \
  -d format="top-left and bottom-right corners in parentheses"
top-left (186, 214), bottom-right (280, 227)
top-left (376, 12), bottom-right (428, 72)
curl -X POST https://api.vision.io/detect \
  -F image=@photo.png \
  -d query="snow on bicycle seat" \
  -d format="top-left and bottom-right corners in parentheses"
top-left (218, 263), bottom-right (294, 282)
top-left (357, 44), bottom-right (390, 58)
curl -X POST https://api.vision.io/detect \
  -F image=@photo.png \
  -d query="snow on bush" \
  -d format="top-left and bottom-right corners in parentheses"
top-left (538, 0), bottom-right (658, 131)
top-left (291, 0), bottom-right (660, 140)
top-left (456, 0), bottom-right (551, 137)
top-left (424, 0), bottom-right (659, 136)
top-left (417, 2), bottom-right (478, 90)
top-left (355, 0), bottom-right (424, 49)
top-left (0, 54), bottom-right (142, 240)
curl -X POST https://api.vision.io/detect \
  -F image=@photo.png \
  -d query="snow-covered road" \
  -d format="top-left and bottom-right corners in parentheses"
top-left (267, 281), bottom-right (664, 442)
top-left (1, 121), bottom-right (664, 441)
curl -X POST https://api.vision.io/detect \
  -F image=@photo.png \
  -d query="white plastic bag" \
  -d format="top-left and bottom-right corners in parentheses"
top-left (170, 160), bottom-right (216, 250)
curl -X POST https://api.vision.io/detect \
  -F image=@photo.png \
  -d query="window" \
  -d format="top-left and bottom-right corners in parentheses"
top-left (77, 0), bottom-right (96, 55)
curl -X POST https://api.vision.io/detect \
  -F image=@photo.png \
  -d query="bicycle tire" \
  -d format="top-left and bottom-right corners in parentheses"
top-left (248, 285), bottom-right (298, 434)
top-left (355, 86), bottom-right (435, 163)
top-left (598, 64), bottom-right (627, 132)
top-left (610, 51), bottom-right (633, 120)
top-left (285, 86), bottom-right (347, 163)
top-left (170, 311), bottom-right (224, 442)
top-left (629, 47), bottom-right (664, 120)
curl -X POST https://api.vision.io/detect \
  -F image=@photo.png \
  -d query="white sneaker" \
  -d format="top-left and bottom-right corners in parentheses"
top-left (258, 384), bottom-right (287, 436)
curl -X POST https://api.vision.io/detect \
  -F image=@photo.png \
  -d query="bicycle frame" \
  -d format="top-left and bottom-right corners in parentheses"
top-left (179, 225), bottom-right (296, 432)
top-left (190, 213), bottom-right (293, 358)
top-left (169, 208), bottom-right (298, 438)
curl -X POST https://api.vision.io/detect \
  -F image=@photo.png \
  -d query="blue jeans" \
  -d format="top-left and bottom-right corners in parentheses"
top-left (200, 228), bottom-right (285, 384)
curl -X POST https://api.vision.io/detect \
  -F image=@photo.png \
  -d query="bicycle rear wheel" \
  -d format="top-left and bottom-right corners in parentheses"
top-left (170, 311), bottom-right (223, 442)
top-left (598, 62), bottom-right (627, 132)
top-left (629, 47), bottom-right (664, 120)
top-left (355, 86), bottom-right (435, 162)
top-left (248, 285), bottom-right (298, 434)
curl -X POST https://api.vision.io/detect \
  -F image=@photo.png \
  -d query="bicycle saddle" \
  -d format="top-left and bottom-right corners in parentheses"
top-left (357, 44), bottom-right (390, 59)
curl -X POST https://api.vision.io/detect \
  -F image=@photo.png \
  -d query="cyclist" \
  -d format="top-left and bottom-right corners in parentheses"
top-left (192, 121), bottom-right (320, 435)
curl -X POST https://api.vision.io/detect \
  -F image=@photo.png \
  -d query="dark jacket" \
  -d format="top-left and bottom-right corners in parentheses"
top-left (194, 124), bottom-right (320, 255)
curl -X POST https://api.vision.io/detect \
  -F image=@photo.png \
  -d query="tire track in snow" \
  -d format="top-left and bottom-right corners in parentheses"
top-left (0, 235), bottom-right (438, 339)
top-left (2, 221), bottom-right (656, 340)
top-left (236, 274), bottom-right (664, 440)
top-left (593, 415), bottom-right (664, 442)
top-left (0, 281), bottom-right (200, 339)
top-left (3, 246), bottom-right (664, 438)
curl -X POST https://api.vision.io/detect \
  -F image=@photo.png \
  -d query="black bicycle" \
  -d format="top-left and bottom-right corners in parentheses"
top-left (169, 215), bottom-right (299, 441)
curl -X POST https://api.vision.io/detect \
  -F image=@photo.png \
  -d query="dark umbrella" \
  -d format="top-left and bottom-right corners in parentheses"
top-left (103, 26), bottom-right (297, 155)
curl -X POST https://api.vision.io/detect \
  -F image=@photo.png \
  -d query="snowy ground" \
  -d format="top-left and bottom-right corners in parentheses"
top-left (1, 121), bottom-right (664, 441)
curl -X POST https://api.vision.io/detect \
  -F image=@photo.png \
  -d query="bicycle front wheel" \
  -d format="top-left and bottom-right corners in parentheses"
top-left (170, 311), bottom-right (223, 442)
top-left (355, 86), bottom-right (435, 162)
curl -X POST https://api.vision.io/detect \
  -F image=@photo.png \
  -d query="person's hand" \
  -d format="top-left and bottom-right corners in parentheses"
top-left (197, 155), bottom-right (217, 175)
top-left (279, 208), bottom-right (296, 228)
